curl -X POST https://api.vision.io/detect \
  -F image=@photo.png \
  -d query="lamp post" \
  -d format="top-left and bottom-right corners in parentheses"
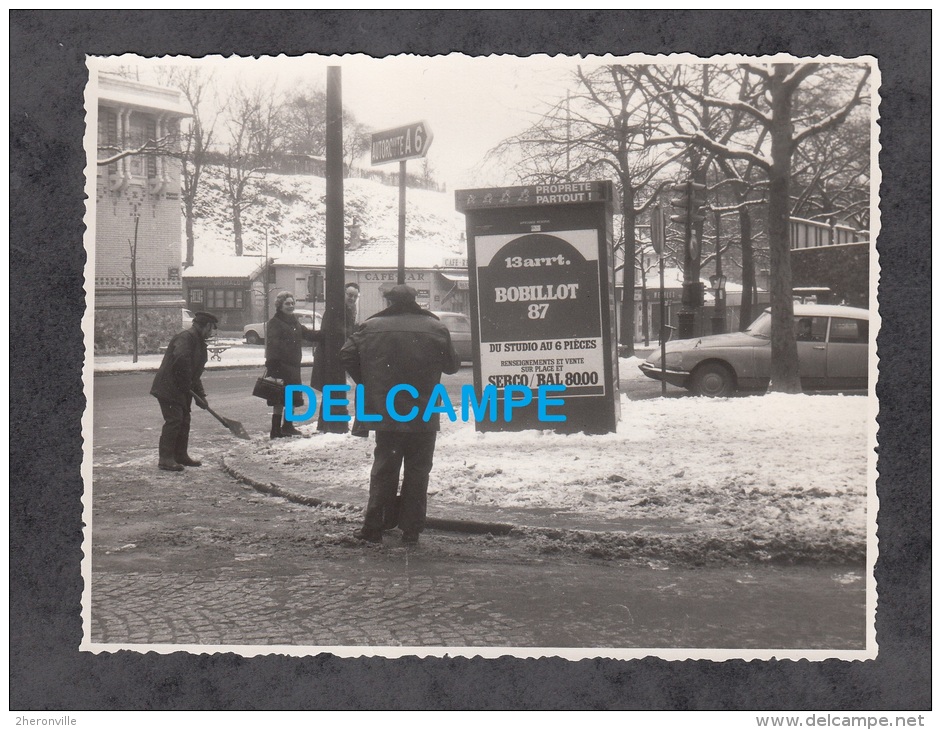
top-left (710, 273), bottom-right (727, 335)
top-left (264, 225), bottom-right (270, 321)
top-left (710, 206), bottom-right (727, 335)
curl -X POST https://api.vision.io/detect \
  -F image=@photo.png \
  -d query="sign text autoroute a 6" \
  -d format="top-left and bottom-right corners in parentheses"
top-left (370, 121), bottom-right (433, 165)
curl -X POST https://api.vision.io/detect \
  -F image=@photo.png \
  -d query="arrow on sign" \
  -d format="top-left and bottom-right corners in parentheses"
top-left (370, 121), bottom-right (434, 165)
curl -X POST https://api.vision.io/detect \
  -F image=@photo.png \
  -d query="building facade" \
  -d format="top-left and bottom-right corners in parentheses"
top-left (181, 256), bottom-right (269, 331)
top-left (93, 73), bottom-right (190, 354)
top-left (271, 251), bottom-right (470, 324)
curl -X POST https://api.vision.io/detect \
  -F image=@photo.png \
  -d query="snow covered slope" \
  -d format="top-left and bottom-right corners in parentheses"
top-left (190, 168), bottom-right (467, 267)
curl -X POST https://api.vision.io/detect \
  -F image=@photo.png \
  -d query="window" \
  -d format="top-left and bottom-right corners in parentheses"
top-left (441, 314), bottom-right (471, 333)
top-left (205, 288), bottom-right (244, 310)
top-left (98, 109), bottom-right (118, 175)
top-left (146, 118), bottom-right (157, 178)
top-left (794, 316), bottom-right (827, 342)
top-left (829, 317), bottom-right (868, 344)
top-left (126, 113), bottom-right (157, 178)
top-left (189, 289), bottom-right (203, 304)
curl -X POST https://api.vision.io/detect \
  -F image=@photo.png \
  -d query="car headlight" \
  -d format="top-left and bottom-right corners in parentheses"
top-left (665, 351), bottom-right (685, 369)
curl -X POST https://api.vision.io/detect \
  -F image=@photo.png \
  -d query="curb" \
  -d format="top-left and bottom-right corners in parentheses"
top-left (95, 359), bottom-right (316, 376)
top-left (220, 454), bottom-right (867, 566)
top-left (95, 362), bottom-right (276, 376)
top-left (220, 454), bottom-right (517, 537)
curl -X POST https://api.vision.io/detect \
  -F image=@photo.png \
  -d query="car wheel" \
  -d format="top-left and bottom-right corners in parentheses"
top-left (245, 331), bottom-right (262, 345)
top-left (691, 362), bottom-right (736, 397)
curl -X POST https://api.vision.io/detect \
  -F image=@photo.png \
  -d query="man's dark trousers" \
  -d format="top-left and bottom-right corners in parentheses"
top-left (158, 398), bottom-right (192, 463)
top-left (362, 431), bottom-right (437, 536)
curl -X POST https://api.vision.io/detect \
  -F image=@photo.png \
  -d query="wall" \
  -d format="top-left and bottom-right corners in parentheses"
top-left (271, 264), bottom-right (470, 323)
top-left (790, 243), bottom-right (870, 308)
top-left (94, 93), bottom-right (186, 354)
top-left (95, 294), bottom-right (182, 354)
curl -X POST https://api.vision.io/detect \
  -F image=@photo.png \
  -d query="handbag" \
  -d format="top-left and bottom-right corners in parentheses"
top-left (252, 370), bottom-right (285, 404)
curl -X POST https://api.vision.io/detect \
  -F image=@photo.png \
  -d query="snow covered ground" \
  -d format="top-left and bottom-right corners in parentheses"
top-left (256, 361), bottom-right (873, 559)
top-left (93, 341), bottom-right (873, 561)
top-left (93, 338), bottom-right (269, 373)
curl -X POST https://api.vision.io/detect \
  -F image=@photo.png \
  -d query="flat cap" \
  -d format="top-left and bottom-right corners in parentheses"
top-left (383, 284), bottom-right (418, 303)
top-left (193, 311), bottom-right (219, 325)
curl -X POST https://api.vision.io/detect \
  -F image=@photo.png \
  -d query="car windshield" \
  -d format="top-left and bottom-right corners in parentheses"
top-left (444, 317), bottom-right (470, 333)
top-left (743, 311), bottom-right (772, 339)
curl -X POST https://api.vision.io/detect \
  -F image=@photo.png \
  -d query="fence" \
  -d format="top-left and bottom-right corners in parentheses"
top-left (790, 217), bottom-right (868, 249)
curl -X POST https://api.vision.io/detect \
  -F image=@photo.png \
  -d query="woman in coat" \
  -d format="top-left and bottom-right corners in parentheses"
top-left (265, 291), bottom-right (323, 438)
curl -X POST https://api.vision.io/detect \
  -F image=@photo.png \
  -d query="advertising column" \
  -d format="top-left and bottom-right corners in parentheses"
top-left (456, 181), bottom-right (619, 434)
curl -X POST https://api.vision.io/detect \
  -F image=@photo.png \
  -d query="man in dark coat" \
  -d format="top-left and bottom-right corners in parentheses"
top-left (340, 285), bottom-right (460, 545)
top-left (344, 282), bottom-right (360, 339)
top-left (150, 310), bottom-right (218, 471)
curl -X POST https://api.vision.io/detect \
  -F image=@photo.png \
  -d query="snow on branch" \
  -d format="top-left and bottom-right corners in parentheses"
top-left (783, 63), bottom-right (821, 91)
top-left (97, 136), bottom-right (178, 166)
top-left (741, 63), bottom-right (771, 81)
top-left (651, 132), bottom-right (770, 171)
top-left (792, 67), bottom-right (872, 149)
top-left (673, 85), bottom-right (770, 126)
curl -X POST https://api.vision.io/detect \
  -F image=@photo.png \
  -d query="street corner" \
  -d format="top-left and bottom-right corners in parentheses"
top-left (220, 433), bottom-right (373, 513)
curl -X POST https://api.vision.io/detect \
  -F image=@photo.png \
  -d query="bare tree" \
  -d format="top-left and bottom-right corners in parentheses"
top-left (283, 83), bottom-right (327, 156)
top-left (342, 113), bottom-right (372, 178)
top-left (159, 66), bottom-right (217, 268)
top-left (221, 84), bottom-right (285, 255)
top-left (283, 84), bottom-right (372, 178)
top-left (634, 237), bottom-right (661, 346)
top-left (643, 63), bottom-right (771, 339)
top-left (656, 61), bottom-right (871, 392)
top-left (714, 156), bottom-right (769, 329)
top-left (789, 105), bottom-right (870, 230)
top-left (486, 64), bottom-right (685, 355)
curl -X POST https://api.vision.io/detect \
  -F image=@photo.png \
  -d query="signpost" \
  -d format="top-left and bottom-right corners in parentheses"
top-left (650, 205), bottom-right (668, 396)
top-left (371, 122), bottom-right (434, 284)
top-left (456, 181), bottom-right (619, 434)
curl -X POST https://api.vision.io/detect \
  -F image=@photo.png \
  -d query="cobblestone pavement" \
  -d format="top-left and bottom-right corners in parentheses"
top-left (89, 442), bottom-right (867, 653)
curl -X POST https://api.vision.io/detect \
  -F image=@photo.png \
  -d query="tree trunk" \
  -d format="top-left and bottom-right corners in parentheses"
top-left (767, 65), bottom-right (801, 393)
top-left (183, 204), bottom-right (195, 267)
top-left (233, 202), bottom-right (243, 256)
top-left (619, 183), bottom-right (637, 356)
top-left (640, 264), bottom-right (649, 347)
top-left (738, 205), bottom-right (755, 330)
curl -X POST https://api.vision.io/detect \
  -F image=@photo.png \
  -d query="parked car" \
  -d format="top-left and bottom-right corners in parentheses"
top-left (243, 309), bottom-right (323, 345)
top-left (433, 311), bottom-right (473, 364)
top-left (182, 308), bottom-right (195, 329)
top-left (639, 304), bottom-right (870, 396)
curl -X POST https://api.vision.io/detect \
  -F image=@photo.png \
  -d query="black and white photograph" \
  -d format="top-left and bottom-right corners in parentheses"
top-left (83, 51), bottom-right (878, 659)
top-left (10, 9), bottom-right (930, 714)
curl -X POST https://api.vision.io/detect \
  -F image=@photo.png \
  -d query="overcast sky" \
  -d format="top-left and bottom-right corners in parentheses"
top-left (93, 53), bottom-right (610, 190)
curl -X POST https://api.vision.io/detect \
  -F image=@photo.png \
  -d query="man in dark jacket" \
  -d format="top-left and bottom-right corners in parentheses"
top-left (340, 285), bottom-right (460, 545)
top-left (150, 311), bottom-right (218, 471)
top-left (344, 282), bottom-right (360, 339)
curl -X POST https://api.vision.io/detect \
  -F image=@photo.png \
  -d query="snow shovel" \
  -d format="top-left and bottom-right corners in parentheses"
top-left (191, 392), bottom-right (251, 440)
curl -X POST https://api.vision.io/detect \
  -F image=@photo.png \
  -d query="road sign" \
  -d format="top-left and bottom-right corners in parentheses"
top-left (650, 205), bottom-right (666, 255)
top-left (370, 121), bottom-right (434, 165)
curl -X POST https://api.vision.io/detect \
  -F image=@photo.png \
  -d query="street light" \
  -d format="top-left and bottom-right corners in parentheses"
top-left (709, 273), bottom-right (727, 291)
top-left (710, 273), bottom-right (727, 335)
top-left (264, 225), bottom-right (270, 321)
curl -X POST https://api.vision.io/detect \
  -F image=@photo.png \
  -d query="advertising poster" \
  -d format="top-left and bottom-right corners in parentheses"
top-left (458, 182), bottom-right (619, 432)
top-left (475, 229), bottom-right (605, 396)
